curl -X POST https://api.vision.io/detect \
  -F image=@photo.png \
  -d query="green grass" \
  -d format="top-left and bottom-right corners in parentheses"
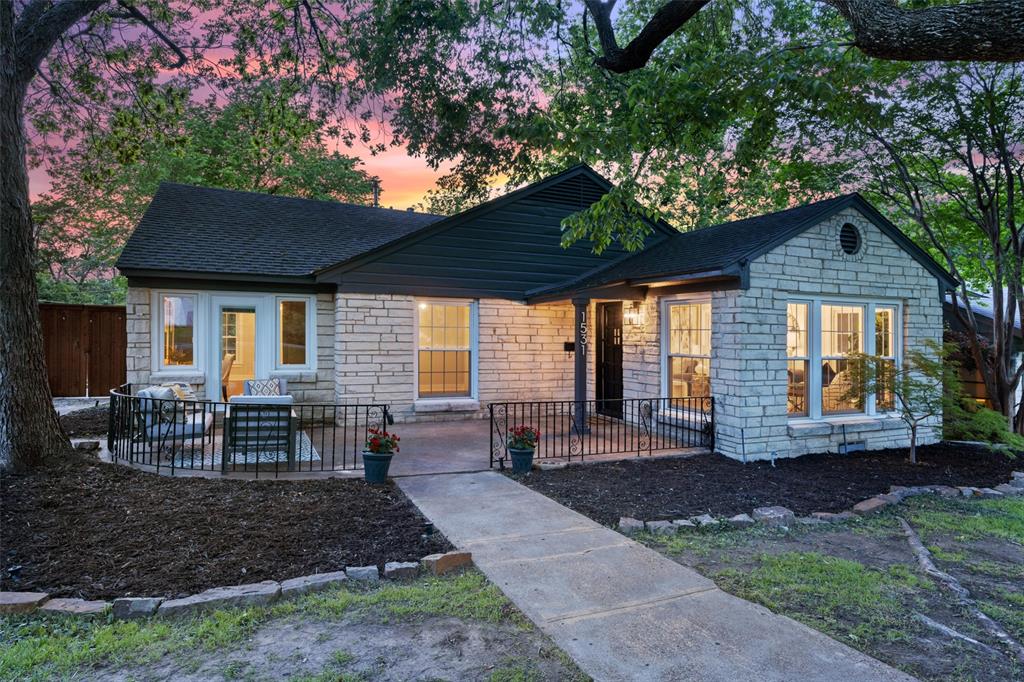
top-left (901, 496), bottom-right (1024, 544)
top-left (646, 523), bottom-right (802, 557)
top-left (0, 570), bottom-right (522, 681)
top-left (300, 570), bottom-right (529, 627)
top-left (487, 657), bottom-right (543, 682)
top-left (715, 551), bottom-right (929, 647)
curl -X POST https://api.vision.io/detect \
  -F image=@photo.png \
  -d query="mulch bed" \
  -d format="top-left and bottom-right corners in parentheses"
top-left (516, 442), bottom-right (1019, 525)
top-left (0, 454), bottom-right (450, 600)
top-left (59, 405), bottom-right (109, 438)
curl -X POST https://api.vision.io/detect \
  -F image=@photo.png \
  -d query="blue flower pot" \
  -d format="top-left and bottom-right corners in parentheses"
top-left (363, 451), bottom-right (393, 484)
top-left (509, 447), bottom-right (534, 474)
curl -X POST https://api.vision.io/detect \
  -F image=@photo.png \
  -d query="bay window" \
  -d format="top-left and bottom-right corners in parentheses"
top-left (789, 298), bottom-right (901, 419)
top-left (417, 301), bottom-right (473, 398)
top-left (665, 300), bottom-right (711, 399)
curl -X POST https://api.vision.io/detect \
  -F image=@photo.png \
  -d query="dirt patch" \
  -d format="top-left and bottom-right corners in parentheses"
top-left (0, 454), bottom-right (450, 599)
top-left (58, 405), bottom-right (109, 437)
top-left (516, 442), bottom-right (1018, 524)
top-left (99, 616), bottom-right (581, 682)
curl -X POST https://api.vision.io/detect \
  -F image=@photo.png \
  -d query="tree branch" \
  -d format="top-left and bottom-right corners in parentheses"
top-left (115, 0), bottom-right (188, 69)
top-left (585, 0), bottom-right (1024, 74)
top-left (824, 0), bottom-right (1024, 62)
top-left (13, 0), bottom-right (105, 88)
top-left (584, 0), bottom-right (711, 73)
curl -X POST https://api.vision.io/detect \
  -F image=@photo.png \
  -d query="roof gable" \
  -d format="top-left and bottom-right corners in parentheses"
top-left (527, 193), bottom-right (956, 301)
top-left (116, 183), bottom-right (443, 280)
top-left (315, 165), bottom-right (674, 299)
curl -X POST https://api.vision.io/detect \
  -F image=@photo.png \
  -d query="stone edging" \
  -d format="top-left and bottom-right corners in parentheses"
top-left (0, 551), bottom-right (472, 620)
top-left (618, 471), bottom-right (1024, 537)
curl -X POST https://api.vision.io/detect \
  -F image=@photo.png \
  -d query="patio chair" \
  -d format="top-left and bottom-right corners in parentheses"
top-left (243, 378), bottom-right (289, 397)
top-left (224, 394), bottom-right (297, 471)
top-left (220, 353), bottom-right (235, 401)
top-left (133, 385), bottom-right (214, 453)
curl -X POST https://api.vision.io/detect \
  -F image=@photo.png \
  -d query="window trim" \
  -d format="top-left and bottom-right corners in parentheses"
top-left (788, 295), bottom-right (903, 421)
top-left (413, 298), bottom-right (479, 401)
top-left (659, 296), bottom-right (712, 401)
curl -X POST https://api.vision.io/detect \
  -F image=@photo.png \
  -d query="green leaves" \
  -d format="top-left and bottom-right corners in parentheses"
top-left (33, 81), bottom-right (377, 303)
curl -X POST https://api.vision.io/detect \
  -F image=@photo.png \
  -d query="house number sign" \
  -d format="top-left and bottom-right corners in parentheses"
top-left (578, 310), bottom-right (589, 347)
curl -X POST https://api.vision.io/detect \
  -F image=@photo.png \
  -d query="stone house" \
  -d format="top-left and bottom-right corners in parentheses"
top-left (116, 165), bottom-right (956, 460)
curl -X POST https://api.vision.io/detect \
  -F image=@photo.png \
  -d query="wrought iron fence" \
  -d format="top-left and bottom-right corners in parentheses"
top-left (488, 396), bottom-right (713, 468)
top-left (108, 384), bottom-right (389, 477)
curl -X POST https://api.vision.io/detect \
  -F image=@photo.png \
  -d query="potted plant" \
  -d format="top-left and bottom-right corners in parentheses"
top-left (363, 427), bottom-right (399, 483)
top-left (507, 424), bottom-right (540, 474)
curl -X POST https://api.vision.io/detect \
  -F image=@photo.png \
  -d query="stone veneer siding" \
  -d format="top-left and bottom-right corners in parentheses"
top-left (620, 206), bottom-right (944, 460)
top-left (125, 289), bottom-right (335, 403)
top-left (334, 294), bottom-right (577, 422)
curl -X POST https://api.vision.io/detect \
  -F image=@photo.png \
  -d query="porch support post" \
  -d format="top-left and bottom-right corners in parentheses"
top-left (573, 297), bottom-right (590, 434)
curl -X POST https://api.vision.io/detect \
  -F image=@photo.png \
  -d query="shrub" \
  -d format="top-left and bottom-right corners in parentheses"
top-left (945, 405), bottom-right (1024, 452)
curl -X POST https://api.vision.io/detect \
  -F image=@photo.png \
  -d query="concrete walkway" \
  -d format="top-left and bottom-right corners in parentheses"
top-left (398, 472), bottom-right (913, 682)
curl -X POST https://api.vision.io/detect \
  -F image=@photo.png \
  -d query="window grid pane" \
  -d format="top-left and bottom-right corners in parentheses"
top-left (875, 307), bottom-right (895, 358)
top-left (162, 295), bottom-right (195, 366)
top-left (821, 305), bottom-right (863, 358)
top-left (667, 302), bottom-right (711, 399)
top-left (418, 302), bottom-right (471, 397)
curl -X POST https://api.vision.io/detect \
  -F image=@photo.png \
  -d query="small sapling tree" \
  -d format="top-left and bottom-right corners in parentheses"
top-left (843, 340), bottom-right (961, 464)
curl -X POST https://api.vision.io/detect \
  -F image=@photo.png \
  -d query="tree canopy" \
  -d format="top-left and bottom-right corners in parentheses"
top-left (34, 82), bottom-right (377, 302)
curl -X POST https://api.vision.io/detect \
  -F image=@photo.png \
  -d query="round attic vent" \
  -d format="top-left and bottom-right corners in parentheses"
top-left (839, 223), bottom-right (861, 255)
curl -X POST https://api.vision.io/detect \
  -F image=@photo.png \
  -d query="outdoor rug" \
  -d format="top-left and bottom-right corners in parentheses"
top-left (170, 431), bottom-right (321, 468)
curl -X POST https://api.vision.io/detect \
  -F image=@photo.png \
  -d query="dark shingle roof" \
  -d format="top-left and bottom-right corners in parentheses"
top-left (528, 193), bottom-right (955, 298)
top-left (117, 183), bottom-right (443, 278)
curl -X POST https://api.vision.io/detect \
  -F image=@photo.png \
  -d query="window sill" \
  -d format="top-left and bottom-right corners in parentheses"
top-left (788, 415), bottom-right (903, 438)
top-left (414, 398), bottom-right (480, 413)
top-left (150, 370), bottom-right (205, 383)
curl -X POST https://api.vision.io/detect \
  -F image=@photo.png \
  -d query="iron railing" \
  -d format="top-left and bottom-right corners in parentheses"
top-left (488, 396), bottom-right (714, 468)
top-left (108, 384), bottom-right (389, 477)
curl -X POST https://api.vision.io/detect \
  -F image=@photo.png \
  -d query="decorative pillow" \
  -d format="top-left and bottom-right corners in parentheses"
top-left (247, 379), bottom-right (282, 396)
top-left (163, 382), bottom-right (198, 402)
top-left (142, 385), bottom-right (184, 424)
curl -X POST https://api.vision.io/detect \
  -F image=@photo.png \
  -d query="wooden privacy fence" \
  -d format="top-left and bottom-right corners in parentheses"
top-left (39, 302), bottom-right (126, 397)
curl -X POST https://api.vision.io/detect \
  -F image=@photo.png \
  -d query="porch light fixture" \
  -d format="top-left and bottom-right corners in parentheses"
top-left (624, 301), bottom-right (644, 326)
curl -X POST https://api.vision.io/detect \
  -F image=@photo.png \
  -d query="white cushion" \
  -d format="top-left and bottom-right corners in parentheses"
top-left (229, 395), bottom-right (294, 406)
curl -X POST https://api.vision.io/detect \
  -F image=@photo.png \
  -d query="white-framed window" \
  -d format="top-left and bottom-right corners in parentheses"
top-left (151, 290), bottom-right (317, 384)
top-left (415, 299), bottom-right (477, 399)
top-left (786, 302), bottom-right (809, 417)
top-left (277, 297), bottom-right (310, 367)
top-left (662, 299), bottom-right (712, 399)
top-left (789, 297), bottom-right (902, 420)
top-left (158, 293), bottom-right (198, 369)
top-left (874, 305), bottom-right (897, 412)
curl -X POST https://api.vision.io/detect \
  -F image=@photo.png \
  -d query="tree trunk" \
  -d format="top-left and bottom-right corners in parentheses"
top-left (0, 11), bottom-right (69, 471)
top-left (908, 423), bottom-right (917, 464)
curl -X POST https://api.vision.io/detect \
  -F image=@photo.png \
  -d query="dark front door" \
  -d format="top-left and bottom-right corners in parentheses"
top-left (597, 302), bottom-right (624, 418)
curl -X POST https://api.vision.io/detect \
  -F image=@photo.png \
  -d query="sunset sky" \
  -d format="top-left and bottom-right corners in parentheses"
top-left (29, 139), bottom-right (446, 211)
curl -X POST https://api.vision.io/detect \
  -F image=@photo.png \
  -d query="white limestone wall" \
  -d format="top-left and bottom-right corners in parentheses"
top-left (334, 294), bottom-right (576, 422)
top-left (712, 207), bottom-right (943, 459)
top-left (619, 207), bottom-right (945, 460)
